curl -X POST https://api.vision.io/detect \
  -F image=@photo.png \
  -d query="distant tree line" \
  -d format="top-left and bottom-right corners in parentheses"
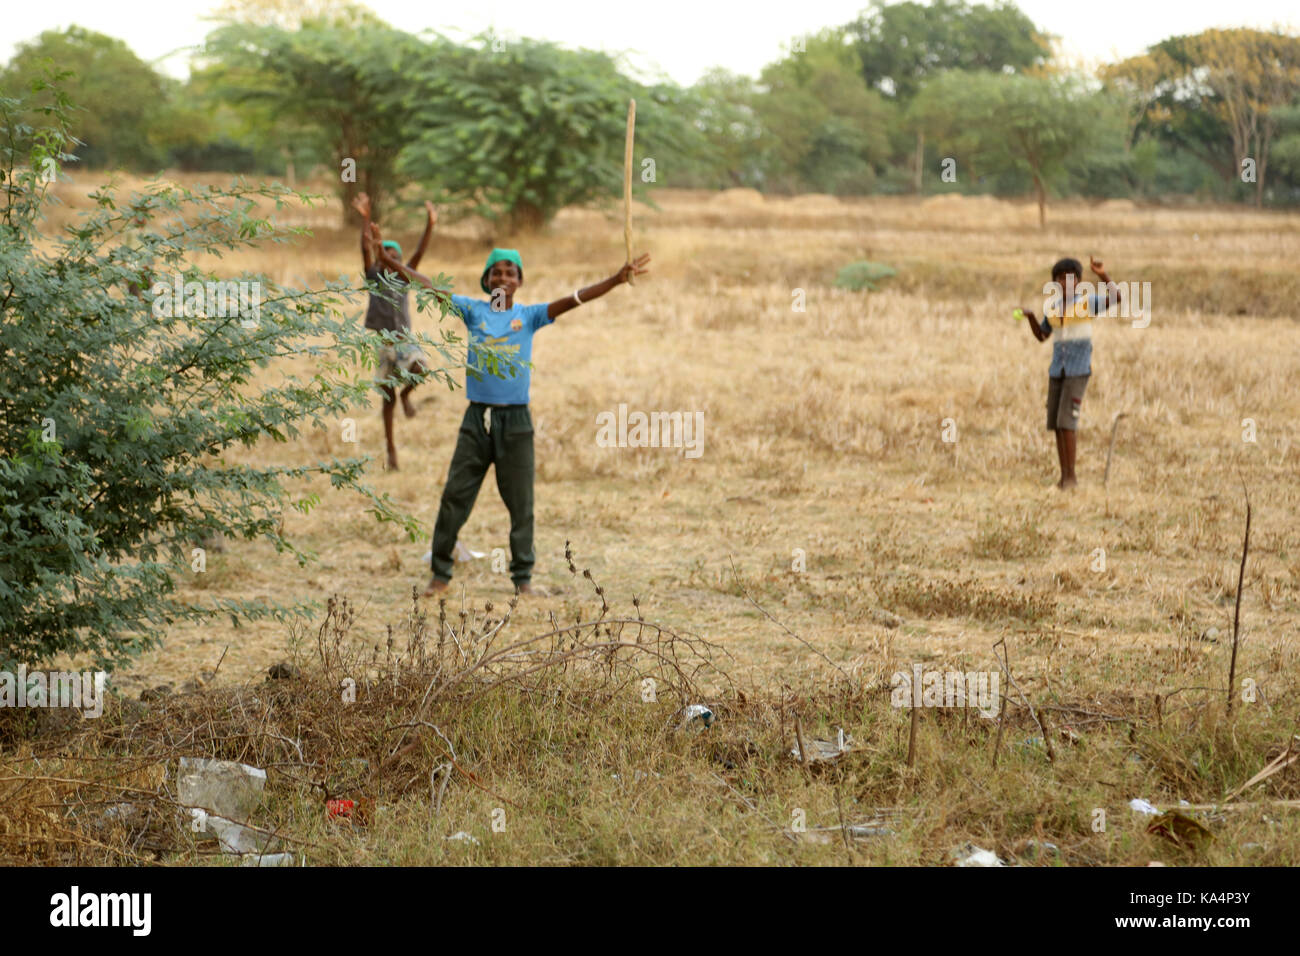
top-left (4, 0), bottom-right (1300, 230)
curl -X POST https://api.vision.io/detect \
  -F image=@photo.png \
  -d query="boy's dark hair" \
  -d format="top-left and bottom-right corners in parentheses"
top-left (1051, 257), bottom-right (1083, 281)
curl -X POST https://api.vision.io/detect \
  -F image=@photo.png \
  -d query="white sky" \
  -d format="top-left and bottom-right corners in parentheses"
top-left (4, 0), bottom-right (1297, 85)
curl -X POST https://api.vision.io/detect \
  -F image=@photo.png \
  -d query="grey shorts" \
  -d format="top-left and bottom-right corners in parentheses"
top-left (1046, 375), bottom-right (1089, 431)
top-left (376, 342), bottom-right (427, 386)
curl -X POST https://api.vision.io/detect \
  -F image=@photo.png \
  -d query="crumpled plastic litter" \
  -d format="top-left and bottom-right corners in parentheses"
top-left (241, 853), bottom-right (294, 867)
top-left (421, 542), bottom-right (485, 564)
top-left (951, 843), bottom-right (1006, 867)
top-left (177, 757), bottom-right (271, 854)
top-left (791, 727), bottom-right (853, 763)
top-left (677, 704), bottom-right (714, 731)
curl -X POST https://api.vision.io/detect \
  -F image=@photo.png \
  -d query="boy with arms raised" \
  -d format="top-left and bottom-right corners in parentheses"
top-left (371, 228), bottom-right (650, 595)
top-left (1020, 255), bottom-right (1123, 489)
top-left (352, 192), bottom-right (435, 470)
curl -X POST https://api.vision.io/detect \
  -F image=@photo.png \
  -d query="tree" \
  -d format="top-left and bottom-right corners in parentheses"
top-left (848, 0), bottom-right (1049, 191)
top-left (673, 69), bottom-right (765, 189)
top-left (911, 71), bottom-right (1118, 226)
top-left (1271, 103), bottom-right (1300, 193)
top-left (851, 0), bottom-right (1048, 99)
top-left (400, 36), bottom-right (679, 233)
top-left (0, 27), bottom-right (172, 169)
top-left (0, 85), bottom-right (448, 671)
top-left (1167, 29), bottom-right (1300, 206)
top-left (1112, 30), bottom-right (1300, 204)
top-left (756, 30), bottom-right (893, 194)
top-left (200, 10), bottom-right (425, 224)
top-left (214, 0), bottom-right (363, 28)
top-left (1100, 53), bottom-right (1173, 151)
top-left (155, 76), bottom-right (290, 176)
top-left (1111, 40), bottom-right (1235, 186)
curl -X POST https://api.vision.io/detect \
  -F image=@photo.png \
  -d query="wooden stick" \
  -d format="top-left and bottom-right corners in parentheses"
top-left (1223, 735), bottom-right (1299, 802)
top-left (209, 644), bottom-right (230, 682)
top-left (1103, 412), bottom-right (1127, 485)
top-left (993, 637), bottom-right (1054, 763)
top-left (1036, 707), bottom-right (1058, 763)
top-left (623, 98), bottom-right (636, 285)
top-left (1226, 485), bottom-right (1251, 715)
top-left (834, 785), bottom-right (852, 859)
top-left (991, 690), bottom-right (1007, 768)
top-left (1160, 799), bottom-right (1300, 812)
top-left (906, 699), bottom-right (920, 767)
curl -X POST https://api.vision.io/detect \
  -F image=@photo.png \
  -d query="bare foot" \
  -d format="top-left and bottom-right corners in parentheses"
top-left (1058, 476), bottom-right (1077, 490)
top-left (514, 582), bottom-right (548, 597)
top-left (386, 449), bottom-right (399, 470)
top-left (422, 576), bottom-right (448, 597)
top-left (401, 394), bottom-right (418, 419)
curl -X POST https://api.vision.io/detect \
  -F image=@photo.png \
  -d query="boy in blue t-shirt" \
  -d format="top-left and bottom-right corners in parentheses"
top-left (374, 232), bottom-right (650, 595)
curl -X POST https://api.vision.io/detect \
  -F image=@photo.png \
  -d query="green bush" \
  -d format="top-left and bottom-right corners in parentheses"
top-left (833, 260), bottom-right (897, 292)
top-left (0, 84), bottom-right (453, 671)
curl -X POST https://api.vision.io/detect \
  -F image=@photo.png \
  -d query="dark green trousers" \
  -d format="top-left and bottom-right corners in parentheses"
top-left (431, 403), bottom-right (535, 584)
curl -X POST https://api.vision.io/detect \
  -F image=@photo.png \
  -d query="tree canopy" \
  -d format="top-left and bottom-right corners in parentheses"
top-left (5, 6), bottom-right (1300, 218)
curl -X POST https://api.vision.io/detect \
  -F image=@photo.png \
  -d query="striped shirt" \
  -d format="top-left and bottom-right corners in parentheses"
top-left (1040, 291), bottom-right (1105, 378)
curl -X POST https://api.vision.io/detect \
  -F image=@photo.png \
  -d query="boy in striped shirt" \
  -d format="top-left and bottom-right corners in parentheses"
top-left (1021, 256), bottom-right (1122, 489)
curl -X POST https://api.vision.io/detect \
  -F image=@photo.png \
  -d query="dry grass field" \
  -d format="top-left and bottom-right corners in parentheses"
top-left (8, 174), bottom-right (1300, 866)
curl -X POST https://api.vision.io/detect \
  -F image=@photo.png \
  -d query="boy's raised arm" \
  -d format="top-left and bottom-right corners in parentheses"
top-left (378, 244), bottom-right (429, 288)
top-left (408, 201), bottom-right (437, 270)
top-left (351, 192), bottom-right (373, 272)
top-left (375, 232), bottom-right (451, 307)
top-left (1090, 256), bottom-right (1122, 311)
top-left (365, 223), bottom-right (382, 270)
top-left (546, 253), bottom-right (651, 320)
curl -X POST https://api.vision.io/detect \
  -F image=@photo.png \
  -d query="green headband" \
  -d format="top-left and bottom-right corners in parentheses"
top-left (381, 240), bottom-right (402, 257)
top-left (481, 248), bottom-right (523, 293)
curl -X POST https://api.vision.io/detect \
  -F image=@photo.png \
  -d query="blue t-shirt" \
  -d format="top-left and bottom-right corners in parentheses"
top-left (450, 294), bottom-right (553, 405)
